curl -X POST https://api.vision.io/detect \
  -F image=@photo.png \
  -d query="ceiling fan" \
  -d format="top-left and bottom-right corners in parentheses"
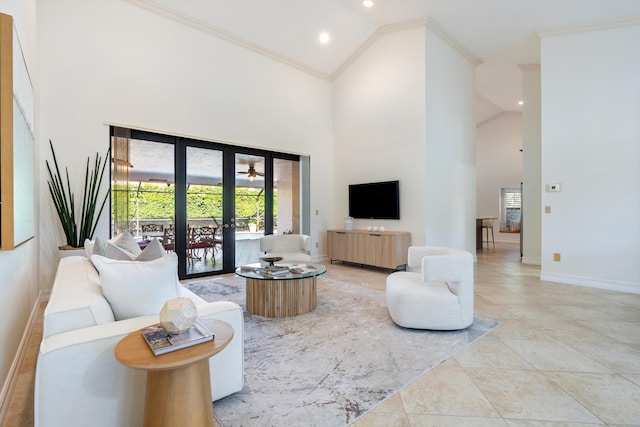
top-left (237, 164), bottom-right (264, 181)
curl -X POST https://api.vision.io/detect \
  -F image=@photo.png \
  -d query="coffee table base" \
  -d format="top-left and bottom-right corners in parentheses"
top-left (246, 277), bottom-right (317, 317)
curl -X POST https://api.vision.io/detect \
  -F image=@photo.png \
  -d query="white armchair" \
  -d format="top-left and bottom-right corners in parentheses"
top-left (259, 234), bottom-right (312, 263)
top-left (386, 246), bottom-right (474, 330)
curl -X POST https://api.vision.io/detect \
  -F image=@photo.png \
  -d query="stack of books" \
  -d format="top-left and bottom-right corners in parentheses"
top-left (289, 264), bottom-right (317, 274)
top-left (141, 320), bottom-right (214, 356)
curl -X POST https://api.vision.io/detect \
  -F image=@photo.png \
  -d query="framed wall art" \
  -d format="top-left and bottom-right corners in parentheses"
top-left (0, 13), bottom-right (35, 250)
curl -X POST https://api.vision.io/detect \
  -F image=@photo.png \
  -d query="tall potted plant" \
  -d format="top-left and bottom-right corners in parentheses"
top-left (46, 140), bottom-right (110, 249)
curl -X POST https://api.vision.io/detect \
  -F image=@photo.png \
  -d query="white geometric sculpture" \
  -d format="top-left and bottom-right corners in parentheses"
top-left (159, 297), bottom-right (197, 334)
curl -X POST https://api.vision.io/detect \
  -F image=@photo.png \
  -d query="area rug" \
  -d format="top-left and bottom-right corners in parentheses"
top-left (185, 276), bottom-right (499, 427)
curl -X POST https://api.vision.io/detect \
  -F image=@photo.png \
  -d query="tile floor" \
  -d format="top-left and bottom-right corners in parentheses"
top-left (2, 241), bottom-right (640, 427)
top-left (348, 242), bottom-right (640, 426)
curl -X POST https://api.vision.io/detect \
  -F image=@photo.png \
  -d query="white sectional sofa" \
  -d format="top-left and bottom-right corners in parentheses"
top-left (35, 255), bottom-right (244, 427)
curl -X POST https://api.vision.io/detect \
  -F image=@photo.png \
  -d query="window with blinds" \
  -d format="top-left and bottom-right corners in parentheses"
top-left (500, 188), bottom-right (521, 232)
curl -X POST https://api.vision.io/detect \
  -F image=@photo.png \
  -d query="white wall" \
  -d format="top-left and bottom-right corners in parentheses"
top-left (333, 24), bottom-right (476, 254)
top-left (332, 26), bottom-right (427, 244)
top-left (521, 65), bottom-right (541, 265)
top-left (476, 112), bottom-right (522, 244)
top-left (424, 26), bottom-right (477, 253)
top-left (540, 23), bottom-right (640, 293)
top-left (37, 0), bottom-right (333, 286)
top-left (0, 0), bottom-right (38, 407)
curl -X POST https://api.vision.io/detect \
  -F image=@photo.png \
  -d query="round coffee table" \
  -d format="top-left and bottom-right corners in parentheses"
top-left (115, 319), bottom-right (233, 427)
top-left (235, 263), bottom-right (326, 317)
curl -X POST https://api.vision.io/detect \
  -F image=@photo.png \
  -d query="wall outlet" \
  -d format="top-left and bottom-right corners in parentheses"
top-left (315, 242), bottom-right (318, 248)
top-left (545, 206), bottom-right (551, 214)
top-left (553, 253), bottom-right (561, 262)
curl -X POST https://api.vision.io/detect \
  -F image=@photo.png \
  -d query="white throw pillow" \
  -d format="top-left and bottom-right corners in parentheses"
top-left (86, 231), bottom-right (142, 260)
top-left (135, 238), bottom-right (166, 261)
top-left (94, 237), bottom-right (137, 260)
top-left (84, 239), bottom-right (95, 259)
top-left (91, 253), bottom-right (180, 320)
top-left (84, 232), bottom-right (125, 259)
top-left (113, 231), bottom-right (142, 257)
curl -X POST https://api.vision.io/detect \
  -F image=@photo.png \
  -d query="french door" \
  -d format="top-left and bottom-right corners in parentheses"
top-left (110, 127), bottom-right (303, 279)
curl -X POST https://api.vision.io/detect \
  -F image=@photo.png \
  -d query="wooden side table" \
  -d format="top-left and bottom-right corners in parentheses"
top-left (115, 319), bottom-right (233, 427)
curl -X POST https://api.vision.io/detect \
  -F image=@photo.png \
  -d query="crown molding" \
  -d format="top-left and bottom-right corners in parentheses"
top-left (127, 1), bottom-right (482, 83)
top-left (331, 18), bottom-right (429, 80)
top-left (332, 17), bottom-right (481, 80)
top-left (536, 15), bottom-right (640, 37)
top-left (425, 17), bottom-right (482, 67)
top-left (124, 0), bottom-right (332, 81)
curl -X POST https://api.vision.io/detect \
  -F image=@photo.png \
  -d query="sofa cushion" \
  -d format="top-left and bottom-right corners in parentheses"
top-left (43, 256), bottom-right (116, 338)
top-left (91, 253), bottom-right (180, 320)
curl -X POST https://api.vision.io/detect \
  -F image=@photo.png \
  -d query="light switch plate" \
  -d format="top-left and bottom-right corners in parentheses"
top-left (547, 183), bottom-right (562, 192)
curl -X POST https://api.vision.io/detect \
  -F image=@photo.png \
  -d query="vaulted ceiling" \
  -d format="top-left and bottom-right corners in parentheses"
top-left (130, 0), bottom-right (640, 123)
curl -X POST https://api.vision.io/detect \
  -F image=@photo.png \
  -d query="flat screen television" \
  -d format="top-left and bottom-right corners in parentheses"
top-left (348, 180), bottom-right (400, 220)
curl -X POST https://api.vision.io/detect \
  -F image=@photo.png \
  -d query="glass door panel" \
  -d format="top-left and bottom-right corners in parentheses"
top-left (235, 153), bottom-right (265, 266)
top-left (186, 146), bottom-right (223, 275)
top-left (111, 137), bottom-right (175, 248)
top-left (273, 158), bottom-right (300, 234)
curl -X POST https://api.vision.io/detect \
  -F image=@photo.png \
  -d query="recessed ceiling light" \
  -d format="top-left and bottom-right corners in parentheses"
top-left (319, 32), bottom-right (330, 44)
top-left (363, 0), bottom-right (374, 7)
top-left (518, 101), bottom-right (524, 105)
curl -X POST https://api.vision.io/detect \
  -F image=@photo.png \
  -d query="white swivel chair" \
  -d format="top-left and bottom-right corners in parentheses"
top-left (259, 234), bottom-right (312, 263)
top-left (386, 246), bottom-right (474, 330)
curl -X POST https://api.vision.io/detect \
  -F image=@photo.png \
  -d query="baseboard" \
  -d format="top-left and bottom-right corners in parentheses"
top-left (521, 256), bottom-right (541, 265)
top-left (540, 272), bottom-right (640, 294)
top-left (0, 290), bottom-right (47, 424)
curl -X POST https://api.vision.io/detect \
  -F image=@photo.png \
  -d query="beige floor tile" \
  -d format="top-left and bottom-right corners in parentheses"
top-left (475, 303), bottom-right (518, 321)
top-left (490, 319), bottom-right (554, 341)
top-left (350, 394), bottom-right (410, 426)
top-left (365, 393), bottom-right (405, 414)
top-left (566, 341), bottom-right (640, 374)
top-left (600, 292), bottom-right (640, 307)
top-left (505, 420), bottom-right (603, 426)
top-left (407, 414), bottom-right (509, 426)
top-left (454, 337), bottom-right (534, 370)
top-left (578, 320), bottom-right (640, 344)
top-left (502, 305), bottom-right (567, 321)
top-left (350, 411), bottom-right (410, 427)
top-left (467, 369), bottom-right (601, 423)
top-left (546, 304), bottom-right (623, 321)
top-left (543, 371), bottom-right (640, 425)
top-left (501, 339), bottom-right (612, 373)
top-left (528, 319), bottom-right (617, 344)
top-left (475, 290), bottom-right (536, 306)
top-left (399, 362), bottom-right (500, 418)
top-left (602, 305), bottom-right (640, 321)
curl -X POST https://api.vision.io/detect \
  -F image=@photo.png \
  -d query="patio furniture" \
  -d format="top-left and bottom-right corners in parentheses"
top-left (141, 223), bottom-right (164, 240)
top-left (163, 226), bottom-right (175, 251)
top-left (189, 226), bottom-right (217, 262)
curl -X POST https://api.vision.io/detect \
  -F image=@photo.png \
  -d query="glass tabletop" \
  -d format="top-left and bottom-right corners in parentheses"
top-left (235, 262), bottom-right (327, 280)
